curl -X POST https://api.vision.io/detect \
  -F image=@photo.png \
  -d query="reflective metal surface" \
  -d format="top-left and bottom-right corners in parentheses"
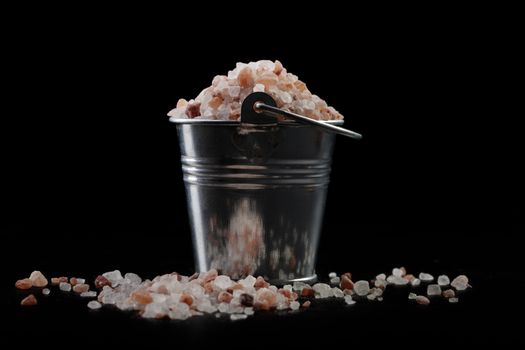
top-left (174, 120), bottom-right (339, 285)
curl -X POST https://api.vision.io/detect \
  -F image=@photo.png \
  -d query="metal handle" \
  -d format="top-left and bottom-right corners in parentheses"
top-left (240, 92), bottom-right (362, 140)
top-left (254, 102), bottom-right (362, 140)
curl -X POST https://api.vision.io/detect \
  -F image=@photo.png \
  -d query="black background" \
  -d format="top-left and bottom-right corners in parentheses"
top-left (2, 5), bottom-right (523, 347)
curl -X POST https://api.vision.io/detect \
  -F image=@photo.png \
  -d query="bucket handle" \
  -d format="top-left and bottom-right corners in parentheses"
top-left (241, 92), bottom-right (362, 140)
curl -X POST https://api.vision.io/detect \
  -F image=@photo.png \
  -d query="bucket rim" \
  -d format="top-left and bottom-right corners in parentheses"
top-left (169, 118), bottom-right (344, 126)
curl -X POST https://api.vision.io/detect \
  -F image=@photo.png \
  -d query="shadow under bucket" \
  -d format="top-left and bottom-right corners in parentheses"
top-left (171, 92), bottom-right (360, 285)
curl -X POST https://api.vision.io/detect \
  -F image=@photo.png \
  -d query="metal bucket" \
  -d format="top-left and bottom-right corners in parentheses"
top-left (172, 118), bottom-right (340, 285)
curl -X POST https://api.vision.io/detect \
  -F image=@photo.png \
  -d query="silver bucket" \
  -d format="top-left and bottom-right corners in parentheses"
top-left (173, 119), bottom-right (339, 285)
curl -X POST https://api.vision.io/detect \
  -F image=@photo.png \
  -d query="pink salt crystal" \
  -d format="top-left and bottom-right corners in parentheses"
top-left (254, 276), bottom-right (270, 289)
top-left (208, 96), bottom-right (223, 109)
top-left (21, 294), bottom-right (37, 306)
top-left (301, 286), bottom-right (315, 297)
top-left (29, 271), bottom-right (48, 287)
top-left (202, 269), bottom-right (218, 283)
top-left (69, 277), bottom-right (79, 286)
top-left (176, 98), bottom-right (188, 109)
top-left (51, 277), bottom-right (61, 285)
top-left (131, 289), bottom-right (153, 305)
top-left (94, 275), bottom-right (111, 289)
top-left (404, 274), bottom-right (415, 282)
top-left (442, 289), bottom-right (456, 298)
top-left (273, 60), bottom-right (283, 75)
top-left (302, 300), bottom-right (311, 308)
top-left (72, 284), bottom-right (89, 294)
top-left (186, 101), bottom-right (201, 118)
top-left (217, 291), bottom-right (233, 303)
top-left (240, 293), bottom-right (254, 307)
top-left (180, 293), bottom-right (194, 306)
top-left (340, 275), bottom-right (354, 290)
top-left (415, 296), bottom-right (430, 305)
top-left (254, 288), bottom-right (277, 310)
top-left (15, 278), bottom-right (32, 290)
top-left (238, 66), bottom-right (254, 88)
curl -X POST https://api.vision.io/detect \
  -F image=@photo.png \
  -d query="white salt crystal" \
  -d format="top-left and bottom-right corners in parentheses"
top-left (59, 282), bottom-right (71, 292)
top-left (292, 281), bottom-right (308, 292)
top-left (375, 278), bottom-right (388, 288)
top-left (124, 272), bottom-right (142, 285)
top-left (328, 272), bottom-right (337, 278)
top-left (102, 270), bottom-right (124, 286)
top-left (244, 307), bottom-right (254, 315)
top-left (353, 281), bottom-right (370, 296)
top-left (437, 275), bottom-right (450, 286)
top-left (230, 314), bottom-right (248, 321)
top-left (411, 278), bottom-right (421, 287)
top-left (332, 287), bottom-right (344, 298)
top-left (344, 295), bottom-right (356, 305)
top-left (239, 275), bottom-right (256, 289)
top-left (408, 292), bottom-right (417, 300)
top-left (290, 301), bottom-right (300, 310)
top-left (419, 273), bottom-right (434, 282)
top-left (283, 284), bottom-right (293, 291)
top-left (377, 297), bottom-right (383, 302)
top-left (253, 83), bottom-right (265, 92)
top-left (449, 297), bottom-right (459, 303)
top-left (213, 275), bottom-right (233, 290)
top-left (87, 301), bottom-right (102, 310)
top-left (392, 268), bottom-right (405, 277)
top-left (387, 275), bottom-right (409, 285)
top-left (42, 288), bottom-right (50, 295)
top-left (75, 278), bottom-right (86, 284)
top-left (80, 291), bottom-right (97, 298)
top-left (451, 275), bottom-right (469, 291)
top-left (427, 284), bottom-right (442, 296)
top-left (376, 273), bottom-right (387, 280)
top-left (330, 277), bottom-right (341, 285)
top-left (367, 294), bottom-right (376, 301)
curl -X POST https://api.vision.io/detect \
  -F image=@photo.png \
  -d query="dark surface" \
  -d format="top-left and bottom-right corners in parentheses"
top-left (2, 5), bottom-right (523, 346)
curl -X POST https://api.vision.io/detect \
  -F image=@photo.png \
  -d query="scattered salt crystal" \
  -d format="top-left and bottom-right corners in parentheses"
top-left (292, 281), bottom-right (308, 292)
top-left (442, 289), bottom-right (455, 298)
top-left (29, 271), bottom-right (48, 287)
top-left (253, 83), bottom-right (265, 92)
top-left (330, 277), bottom-right (341, 285)
top-left (21, 294), bottom-right (37, 306)
top-left (392, 268), bottom-right (405, 278)
top-left (448, 297), bottom-right (459, 303)
top-left (15, 278), bottom-right (32, 290)
top-left (415, 296), bottom-right (430, 305)
top-left (244, 307), bottom-right (254, 315)
top-left (367, 294), bottom-right (376, 301)
top-left (418, 273), bottom-right (434, 282)
top-left (328, 272), bottom-right (337, 278)
top-left (75, 278), bottom-right (86, 284)
top-left (451, 275), bottom-right (469, 291)
top-left (59, 282), bottom-right (71, 292)
top-left (332, 287), bottom-right (344, 298)
top-left (427, 284), bottom-right (442, 296)
top-left (81, 291), bottom-right (97, 298)
top-left (230, 314), bottom-right (248, 321)
top-left (73, 284), bottom-right (90, 293)
top-left (353, 281), bottom-right (370, 296)
top-left (290, 301), bottom-right (300, 310)
top-left (387, 275), bottom-right (409, 285)
top-left (42, 288), bottom-right (50, 296)
top-left (213, 275), bottom-right (234, 290)
top-left (371, 288), bottom-right (383, 297)
top-left (302, 301), bottom-right (311, 308)
top-left (374, 278), bottom-right (387, 288)
top-left (408, 292), bottom-right (417, 300)
top-left (313, 283), bottom-right (333, 298)
top-left (87, 301), bottom-right (102, 310)
top-left (437, 275), bottom-right (450, 286)
top-left (377, 297), bottom-right (383, 302)
top-left (239, 275), bottom-right (256, 289)
top-left (411, 278), bottom-right (421, 287)
top-left (344, 295), bottom-right (356, 305)
top-left (376, 273), bottom-right (387, 280)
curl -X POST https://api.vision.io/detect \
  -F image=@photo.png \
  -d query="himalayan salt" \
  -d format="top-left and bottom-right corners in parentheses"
top-left (426, 284), bottom-right (442, 296)
top-left (302, 301), bottom-right (311, 308)
top-left (21, 294), bottom-right (37, 306)
top-left (168, 60), bottom-right (344, 122)
top-left (180, 293), bottom-right (194, 306)
top-left (87, 301), bottom-right (102, 310)
top-left (290, 301), bottom-right (300, 310)
top-left (340, 275), bottom-right (354, 290)
top-left (72, 284), bottom-right (90, 294)
top-left (240, 293), bottom-right (254, 307)
top-left (254, 288), bottom-right (278, 310)
top-left (130, 289), bottom-right (153, 305)
top-left (94, 275), bottom-right (111, 289)
top-left (451, 275), bottom-right (469, 291)
top-left (415, 296), bottom-right (430, 305)
top-left (51, 277), bottom-right (68, 285)
top-left (437, 275), bottom-right (450, 286)
top-left (218, 291), bottom-right (233, 303)
top-left (59, 282), bottom-right (71, 292)
top-left (442, 289), bottom-right (455, 298)
top-left (353, 281), bottom-right (370, 296)
top-left (254, 276), bottom-right (270, 289)
top-left (301, 286), bottom-right (315, 297)
top-left (29, 271), bottom-right (48, 287)
top-left (15, 278), bottom-right (32, 290)
top-left (69, 277), bottom-right (79, 286)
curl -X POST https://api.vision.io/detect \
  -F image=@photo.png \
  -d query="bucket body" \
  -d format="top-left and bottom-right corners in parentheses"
top-left (174, 120), bottom-right (340, 284)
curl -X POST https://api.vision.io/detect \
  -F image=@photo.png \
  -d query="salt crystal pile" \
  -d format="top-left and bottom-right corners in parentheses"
top-left (168, 60), bottom-right (344, 121)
